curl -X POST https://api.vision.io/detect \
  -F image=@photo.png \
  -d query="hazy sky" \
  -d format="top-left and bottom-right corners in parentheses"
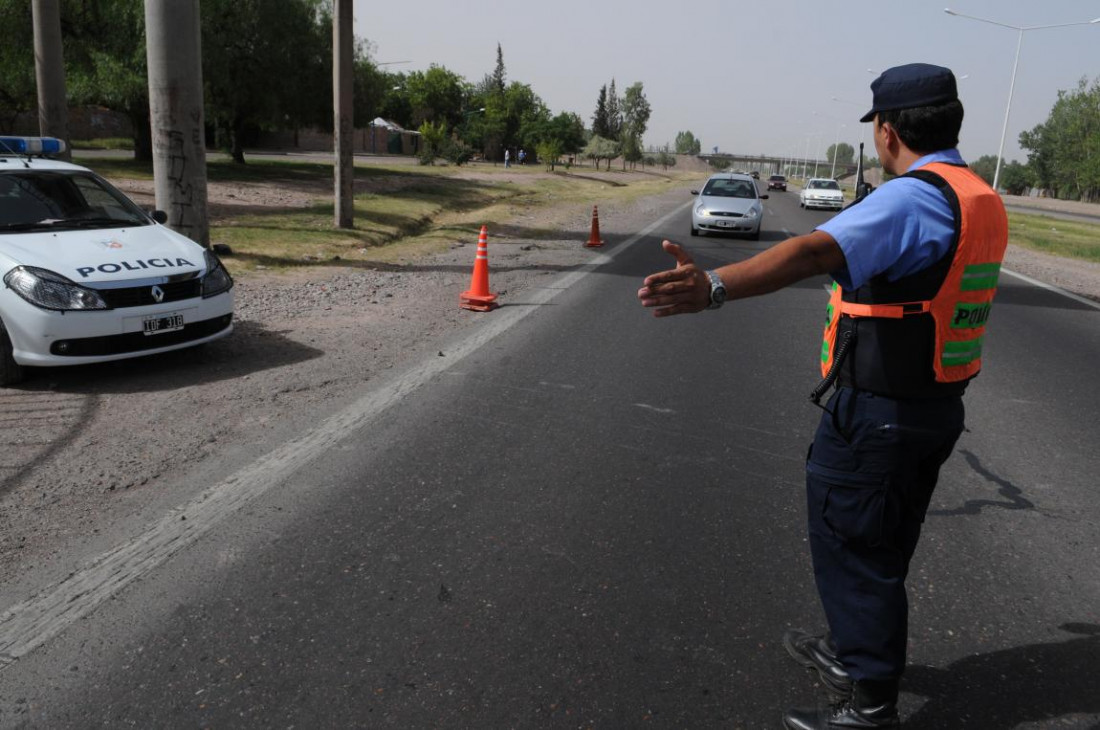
top-left (355, 0), bottom-right (1100, 163)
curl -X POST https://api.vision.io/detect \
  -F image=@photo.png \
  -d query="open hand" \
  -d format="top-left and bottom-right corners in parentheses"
top-left (637, 240), bottom-right (711, 317)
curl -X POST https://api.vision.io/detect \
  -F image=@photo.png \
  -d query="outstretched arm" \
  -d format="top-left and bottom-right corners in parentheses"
top-left (637, 231), bottom-right (847, 317)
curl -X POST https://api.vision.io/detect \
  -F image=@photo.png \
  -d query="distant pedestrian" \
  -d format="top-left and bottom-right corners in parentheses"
top-left (518, 148), bottom-right (526, 165)
top-left (504, 149), bottom-right (510, 168)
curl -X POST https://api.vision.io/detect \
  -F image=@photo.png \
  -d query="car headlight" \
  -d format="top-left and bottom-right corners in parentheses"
top-left (3, 266), bottom-right (109, 311)
top-left (743, 207), bottom-right (759, 220)
top-left (201, 250), bottom-right (233, 298)
top-left (694, 205), bottom-right (710, 217)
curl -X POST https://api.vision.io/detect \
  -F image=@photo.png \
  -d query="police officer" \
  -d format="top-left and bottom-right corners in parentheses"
top-left (637, 63), bottom-right (1008, 728)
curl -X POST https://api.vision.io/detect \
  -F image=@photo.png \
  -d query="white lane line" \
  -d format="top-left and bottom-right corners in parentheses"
top-left (1001, 267), bottom-right (1100, 311)
top-left (0, 201), bottom-right (692, 669)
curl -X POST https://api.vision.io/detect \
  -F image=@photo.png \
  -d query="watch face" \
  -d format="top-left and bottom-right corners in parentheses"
top-left (707, 271), bottom-right (725, 304)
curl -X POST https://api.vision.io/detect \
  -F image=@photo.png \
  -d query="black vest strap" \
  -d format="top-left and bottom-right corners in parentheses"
top-left (836, 165), bottom-right (969, 399)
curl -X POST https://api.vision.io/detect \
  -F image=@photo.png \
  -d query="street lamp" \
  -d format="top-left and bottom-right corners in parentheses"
top-left (944, 7), bottom-right (1100, 191)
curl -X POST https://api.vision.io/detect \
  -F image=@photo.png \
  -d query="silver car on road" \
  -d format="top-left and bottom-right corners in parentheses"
top-left (690, 173), bottom-right (768, 240)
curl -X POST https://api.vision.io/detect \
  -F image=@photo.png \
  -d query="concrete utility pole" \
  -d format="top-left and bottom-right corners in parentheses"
top-left (144, 0), bottom-right (209, 246)
top-left (333, 0), bottom-right (354, 228)
top-left (31, 0), bottom-right (70, 161)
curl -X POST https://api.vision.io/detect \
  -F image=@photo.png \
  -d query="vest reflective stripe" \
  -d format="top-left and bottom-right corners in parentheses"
top-left (960, 262), bottom-right (1001, 291)
top-left (819, 162), bottom-right (1009, 388)
top-left (941, 336), bottom-right (984, 366)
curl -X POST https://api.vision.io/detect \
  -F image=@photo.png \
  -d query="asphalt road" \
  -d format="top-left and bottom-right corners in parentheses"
top-left (2, 190), bottom-right (1098, 728)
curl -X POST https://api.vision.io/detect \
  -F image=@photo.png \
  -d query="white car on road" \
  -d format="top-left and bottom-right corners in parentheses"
top-left (0, 137), bottom-right (234, 385)
top-left (800, 178), bottom-right (845, 211)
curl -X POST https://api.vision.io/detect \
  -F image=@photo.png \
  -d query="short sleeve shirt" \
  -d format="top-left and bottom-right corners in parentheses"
top-left (816, 149), bottom-right (963, 290)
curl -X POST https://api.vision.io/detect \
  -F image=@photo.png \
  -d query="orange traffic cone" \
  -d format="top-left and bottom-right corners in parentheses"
top-left (460, 225), bottom-right (499, 312)
top-left (584, 205), bottom-right (605, 248)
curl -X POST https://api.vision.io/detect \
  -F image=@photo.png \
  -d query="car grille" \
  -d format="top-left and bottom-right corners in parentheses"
top-left (49, 314), bottom-right (232, 356)
top-left (710, 211), bottom-right (744, 218)
top-left (96, 279), bottom-right (203, 308)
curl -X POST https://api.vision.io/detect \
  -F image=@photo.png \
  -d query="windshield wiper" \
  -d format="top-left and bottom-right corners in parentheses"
top-left (60, 217), bottom-right (139, 228)
top-left (0, 217), bottom-right (138, 231)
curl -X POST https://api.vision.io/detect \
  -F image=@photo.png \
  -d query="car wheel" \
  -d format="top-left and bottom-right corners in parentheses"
top-left (746, 229), bottom-right (760, 241)
top-left (690, 224), bottom-right (699, 237)
top-left (0, 320), bottom-right (26, 387)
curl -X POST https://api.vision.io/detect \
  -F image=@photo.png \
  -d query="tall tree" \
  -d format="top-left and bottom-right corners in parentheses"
top-left (606, 78), bottom-right (622, 141)
top-left (592, 85), bottom-right (610, 139)
top-left (620, 82), bottom-right (650, 169)
top-left (492, 43), bottom-right (506, 96)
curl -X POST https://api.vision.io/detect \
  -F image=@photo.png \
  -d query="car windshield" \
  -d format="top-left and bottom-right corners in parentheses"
top-left (702, 179), bottom-right (756, 198)
top-left (0, 171), bottom-right (152, 231)
top-left (809, 180), bottom-right (841, 190)
top-left (770, 175), bottom-right (785, 181)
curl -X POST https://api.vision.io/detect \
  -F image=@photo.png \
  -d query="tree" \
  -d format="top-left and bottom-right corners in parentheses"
top-left (620, 82), bottom-right (650, 170)
top-left (606, 78), bottom-right (622, 141)
top-left (592, 85), bottom-right (610, 139)
top-left (969, 155), bottom-right (1000, 187)
top-left (583, 135), bottom-right (619, 171)
top-left (0, 1), bottom-right (38, 133)
top-left (405, 64), bottom-right (466, 130)
top-left (202, 0), bottom-right (331, 163)
top-left (417, 119), bottom-right (447, 164)
top-left (491, 43), bottom-right (506, 96)
top-left (1020, 76), bottom-right (1100, 201)
top-left (675, 130), bottom-right (701, 155)
top-left (1000, 160), bottom-right (1032, 196)
top-left (45, 0), bottom-right (155, 159)
top-left (826, 142), bottom-right (855, 165)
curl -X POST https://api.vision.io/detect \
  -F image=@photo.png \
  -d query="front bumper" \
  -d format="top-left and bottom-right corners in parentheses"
top-left (2, 289), bottom-right (235, 366)
top-left (803, 197), bottom-right (843, 210)
top-left (693, 214), bottom-right (761, 234)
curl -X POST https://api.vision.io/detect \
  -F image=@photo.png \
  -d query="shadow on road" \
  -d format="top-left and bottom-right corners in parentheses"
top-left (903, 623), bottom-right (1100, 728)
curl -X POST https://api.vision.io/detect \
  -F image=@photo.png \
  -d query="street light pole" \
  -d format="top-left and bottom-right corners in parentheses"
top-left (830, 123), bottom-right (846, 178)
top-left (944, 8), bottom-right (1100, 192)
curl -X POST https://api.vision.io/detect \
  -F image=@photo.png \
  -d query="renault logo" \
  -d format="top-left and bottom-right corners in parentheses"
top-left (151, 285), bottom-right (165, 303)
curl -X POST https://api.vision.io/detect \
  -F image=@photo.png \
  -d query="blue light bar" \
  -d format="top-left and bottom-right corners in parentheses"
top-left (0, 136), bottom-right (67, 155)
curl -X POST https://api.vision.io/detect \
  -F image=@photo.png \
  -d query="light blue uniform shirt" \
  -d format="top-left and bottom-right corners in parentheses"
top-left (817, 149), bottom-right (964, 290)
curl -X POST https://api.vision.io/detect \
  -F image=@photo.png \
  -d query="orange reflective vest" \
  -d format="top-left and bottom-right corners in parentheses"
top-left (820, 162), bottom-right (1008, 398)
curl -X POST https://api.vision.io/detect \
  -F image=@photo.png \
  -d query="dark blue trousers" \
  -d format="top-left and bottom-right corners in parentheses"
top-left (805, 387), bottom-right (965, 682)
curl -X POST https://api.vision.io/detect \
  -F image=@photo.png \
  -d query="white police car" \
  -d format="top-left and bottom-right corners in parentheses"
top-left (0, 137), bottom-right (234, 385)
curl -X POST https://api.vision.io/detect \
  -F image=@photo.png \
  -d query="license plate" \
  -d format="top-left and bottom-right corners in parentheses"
top-left (717, 220), bottom-right (734, 228)
top-left (143, 313), bottom-right (184, 335)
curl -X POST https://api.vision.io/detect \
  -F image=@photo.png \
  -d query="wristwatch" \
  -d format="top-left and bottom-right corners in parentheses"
top-left (705, 270), bottom-right (726, 310)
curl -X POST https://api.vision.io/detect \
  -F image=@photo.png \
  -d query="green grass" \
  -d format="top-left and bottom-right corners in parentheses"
top-left (71, 137), bottom-right (134, 151)
top-left (1008, 212), bottom-right (1100, 264)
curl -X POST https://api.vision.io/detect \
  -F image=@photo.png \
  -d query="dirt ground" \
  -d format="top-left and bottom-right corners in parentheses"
top-left (1, 169), bottom-right (1097, 600)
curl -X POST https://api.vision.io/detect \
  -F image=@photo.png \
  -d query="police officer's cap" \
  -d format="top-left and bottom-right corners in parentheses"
top-left (861, 63), bottom-right (958, 123)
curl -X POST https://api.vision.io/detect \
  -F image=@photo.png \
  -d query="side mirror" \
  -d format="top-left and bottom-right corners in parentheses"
top-left (150, 209), bottom-right (168, 224)
top-left (758, 194), bottom-right (769, 200)
top-left (690, 190), bottom-right (699, 195)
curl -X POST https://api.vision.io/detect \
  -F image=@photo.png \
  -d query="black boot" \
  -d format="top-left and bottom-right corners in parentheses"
top-left (782, 679), bottom-right (900, 729)
top-left (782, 629), bottom-right (852, 698)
